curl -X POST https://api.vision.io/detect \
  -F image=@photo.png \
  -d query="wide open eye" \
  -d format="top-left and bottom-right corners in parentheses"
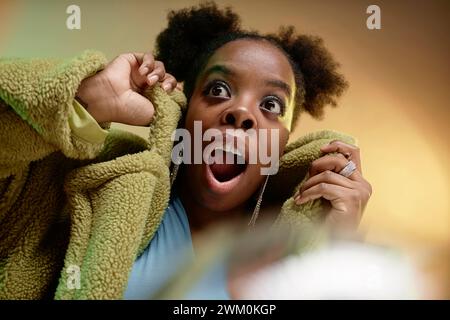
top-left (260, 96), bottom-right (285, 116)
top-left (205, 81), bottom-right (231, 99)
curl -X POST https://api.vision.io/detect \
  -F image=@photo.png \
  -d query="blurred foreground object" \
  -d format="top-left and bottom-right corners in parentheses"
top-left (154, 219), bottom-right (448, 300)
top-left (235, 241), bottom-right (420, 299)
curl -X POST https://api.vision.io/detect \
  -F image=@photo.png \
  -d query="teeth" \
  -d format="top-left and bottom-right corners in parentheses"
top-left (214, 144), bottom-right (243, 157)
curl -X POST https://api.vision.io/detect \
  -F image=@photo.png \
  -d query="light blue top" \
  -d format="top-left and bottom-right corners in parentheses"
top-left (124, 194), bottom-right (230, 300)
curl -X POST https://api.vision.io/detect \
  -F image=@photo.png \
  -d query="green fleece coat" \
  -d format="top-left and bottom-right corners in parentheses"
top-left (0, 50), bottom-right (355, 299)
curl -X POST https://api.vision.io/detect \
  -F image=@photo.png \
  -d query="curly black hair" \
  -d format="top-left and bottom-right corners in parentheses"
top-left (155, 1), bottom-right (348, 127)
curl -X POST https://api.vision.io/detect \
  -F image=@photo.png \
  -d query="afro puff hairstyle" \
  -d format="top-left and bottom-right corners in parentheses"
top-left (155, 1), bottom-right (348, 127)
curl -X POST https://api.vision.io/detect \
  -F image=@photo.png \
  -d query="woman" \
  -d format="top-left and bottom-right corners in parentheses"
top-left (0, 3), bottom-right (371, 299)
top-left (79, 3), bottom-right (371, 298)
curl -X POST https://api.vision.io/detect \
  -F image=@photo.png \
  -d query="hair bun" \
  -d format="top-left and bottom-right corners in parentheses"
top-left (269, 26), bottom-right (349, 119)
top-left (155, 2), bottom-right (241, 81)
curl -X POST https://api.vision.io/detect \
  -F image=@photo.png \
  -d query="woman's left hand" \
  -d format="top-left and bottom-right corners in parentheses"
top-left (294, 140), bottom-right (372, 231)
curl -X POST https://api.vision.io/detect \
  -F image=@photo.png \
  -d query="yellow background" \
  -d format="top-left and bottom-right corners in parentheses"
top-left (1, 0), bottom-right (448, 248)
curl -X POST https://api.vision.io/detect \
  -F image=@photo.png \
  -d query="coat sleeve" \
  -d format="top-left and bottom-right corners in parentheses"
top-left (0, 50), bottom-right (109, 177)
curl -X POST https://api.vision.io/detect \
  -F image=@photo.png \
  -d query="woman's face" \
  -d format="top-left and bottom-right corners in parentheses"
top-left (182, 39), bottom-right (296, 212)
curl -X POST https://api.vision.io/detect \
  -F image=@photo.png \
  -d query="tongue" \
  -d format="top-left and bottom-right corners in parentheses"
top-left (209, 163), bottom-right (245, 182)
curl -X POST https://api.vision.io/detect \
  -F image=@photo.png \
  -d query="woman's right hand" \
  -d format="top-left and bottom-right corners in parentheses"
top-left (76, 52), bottom-right (177, 125)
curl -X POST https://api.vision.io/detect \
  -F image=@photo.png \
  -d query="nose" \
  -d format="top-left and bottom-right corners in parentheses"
top-left (221, 106), bottom-right (257, 130)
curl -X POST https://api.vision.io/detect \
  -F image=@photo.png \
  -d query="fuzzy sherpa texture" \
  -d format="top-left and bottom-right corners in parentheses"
top-left (0, 51), bottom-right (354, 299)
top-left (0, 51), bottom-right (186, 299)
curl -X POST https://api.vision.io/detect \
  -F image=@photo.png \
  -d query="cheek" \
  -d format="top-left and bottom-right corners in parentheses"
top-left (263, 126), bottom-right (289, 159)
top-left (184, 101), bottom-right (198, 131)
top-left (184, 98), bottom-right (216, 131)
top-left (279, 128), bottom-right (290, 155)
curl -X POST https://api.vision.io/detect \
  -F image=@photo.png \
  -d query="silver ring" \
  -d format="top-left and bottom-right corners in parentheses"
top-left (339, 160), bottom-right (357, 178)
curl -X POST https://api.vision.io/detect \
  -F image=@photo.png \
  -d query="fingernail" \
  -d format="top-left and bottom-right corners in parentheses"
top-left (162, 83), bottom-right (171, 92)
top-left (140, 66), bottom-right (149, 75)
top-left (148, 75), bottom-right (159, 85)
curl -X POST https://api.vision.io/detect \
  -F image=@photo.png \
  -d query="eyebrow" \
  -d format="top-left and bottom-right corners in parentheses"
top-left (265, 79), bottom-right (292, 98)
top-left (203, 64), bottom-right (235, 78)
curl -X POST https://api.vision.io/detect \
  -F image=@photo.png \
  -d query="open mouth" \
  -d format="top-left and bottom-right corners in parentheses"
top-left (209, 148), bottom-right (247, 182)
top-left (205, 144), bottom-right (248, 194)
